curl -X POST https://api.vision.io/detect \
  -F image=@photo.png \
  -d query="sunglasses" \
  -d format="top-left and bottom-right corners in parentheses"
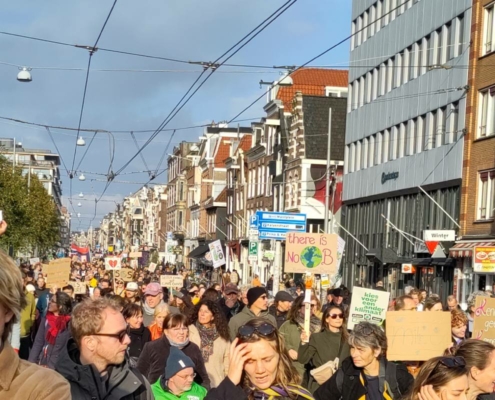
top-left (238, 323), bottom-right (276, 339)
top-left (93, 325), bottom-right (130, 343)
top-left (329, 313), bottom-right (344, 319)
top-left (426, 357), bottom-right (466, 382)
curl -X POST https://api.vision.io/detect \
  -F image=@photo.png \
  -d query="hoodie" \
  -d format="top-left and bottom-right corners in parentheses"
top-left (228, 306), bottom-right (277, 340)
top-left (55, 338), bottom-right (153, 400)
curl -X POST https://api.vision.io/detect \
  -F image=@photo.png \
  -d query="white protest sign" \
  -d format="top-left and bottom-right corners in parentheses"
top-left (160, 275), bottom-right (184, 288)
top-left (148, 262), bottom-right (158, 273)
top-left (105, 257), bottom-right (122, 271)
top-left (208, 240), bottom-right (226, 268)
top-left (348, 286), bottom-right (390, 330)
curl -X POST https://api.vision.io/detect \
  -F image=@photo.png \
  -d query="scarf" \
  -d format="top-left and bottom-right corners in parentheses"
top-left (167, 336), bottom-right (190, 348)
top-left (45, 312), bottom-right (71, 345)
top-left (196, 321), bottom-right (219, 362)
top-left (143, 300), bottom-right (164, 316)
top-left (295, 314), bottom-right (321, 334)
top-left (252, 384), bottom-right (314, 400)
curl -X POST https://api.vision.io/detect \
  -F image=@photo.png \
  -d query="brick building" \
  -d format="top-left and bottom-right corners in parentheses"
top-left (450, 0), bottom-right (495, 297)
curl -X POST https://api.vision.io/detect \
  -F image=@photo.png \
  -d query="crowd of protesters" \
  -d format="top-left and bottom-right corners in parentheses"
top-left (1, 218), bottom-right (495, 399)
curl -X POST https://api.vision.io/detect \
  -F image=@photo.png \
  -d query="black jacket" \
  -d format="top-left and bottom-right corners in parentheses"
top-left (205, 377), bottom-right (310, 400)
top-left (55, 338), bottom-right (153, 400)
top-left (219, 298), bottom-right (245, 323)
top-left (268, 304), bottom-right (288, 329)
top-left (128, 325), bottom-right (152, 359)
top-left (314, 357), bottom-right (413, 400)
top-left (136, 335), bottom-right (210, 389)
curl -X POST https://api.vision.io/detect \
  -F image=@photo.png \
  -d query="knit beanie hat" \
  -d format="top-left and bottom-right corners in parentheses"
top-left (247, 287), bottom-right (267, 307)
top-left (165, 346), bottom-right (195, 380)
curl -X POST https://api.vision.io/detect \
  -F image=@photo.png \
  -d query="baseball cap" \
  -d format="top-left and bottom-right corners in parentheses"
top-left (275, 291), bottom-right (294, 302)
top-left (126, 282), bottom-right (139, 291)
top-left (224, 283), bottom-right (239, 295)
top-left (26, 284), bottom-right (36, 293)
top-left (144, 282), bottom-right (162, 296)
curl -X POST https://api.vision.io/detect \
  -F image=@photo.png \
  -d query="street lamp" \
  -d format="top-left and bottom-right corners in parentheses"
top-left (79, 173), bottom-right (86, 181)
top-left (77, 137), bottom-right (86, 146)
top-left (79, 192), bottom-right (84, 198)
top-left (17, 67), bottom-right (32, 82)
top-left (77, 202), bottom-right (82, 207)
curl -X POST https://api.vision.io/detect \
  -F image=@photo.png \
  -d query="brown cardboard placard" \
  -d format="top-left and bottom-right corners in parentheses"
top-left (284, 233), bottom-right (338, 274)
top-left (43, 258), bottom-right (71, 288)
top-left (386, 311), bottom-right (451, 361)
top-left (472, 296), bottom-right (495, 342)
top-left (129, 252), bottom-right (142, 258)
top-left (113, 268), bottom-right (134, 282)
top-left (160, 275), bottom-right (184, 288)
top-left (69, 281), bottom-right (88, 295)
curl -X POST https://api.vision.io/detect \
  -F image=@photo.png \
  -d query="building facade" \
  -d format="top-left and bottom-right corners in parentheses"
top-left (343, 0), bottom-right (471, 299)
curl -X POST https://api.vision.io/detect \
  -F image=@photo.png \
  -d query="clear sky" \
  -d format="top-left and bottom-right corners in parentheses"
top-left (0, 0), bottom-right (352, 230)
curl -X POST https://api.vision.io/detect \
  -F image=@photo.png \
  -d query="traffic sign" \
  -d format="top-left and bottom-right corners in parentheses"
top-left (256, 211), bottom-right (307, 240)
top-left (249, 241), bottom-right (258, 261)
top-left (423, 230), bottom-right (455, 241)
top-left (425, 241), bottom-right (439, 254)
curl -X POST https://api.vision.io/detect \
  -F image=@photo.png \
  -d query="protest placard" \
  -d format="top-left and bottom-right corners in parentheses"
top-left (148, 263), bottom-right (157, 273)
top-left (69, 281), bottom-right (87, 295)
top-left (284, 233), bottom-right (338, 274)
top-left (130, 259), bottom-right (138, 268)
top-left (208, 240), bottom-right (226, 268)
top-left (114, 268), bottom-right (134, 282)
top-left (160, 275), bottom-right (184, 288)
top-left (29, 257), bottom-right (40, 265)
top-left (348, 287), bottom-right (390, 330)
top-left (105, 257), bottom-right (121, 271)
top-left (386, 311), bottom-right (451, 361)
top-left (44, 258), bottom-right (71, 288)
top-left (472, 296), bottom-right (495, 343)
top-left (129, 252), bottom-right (142, 258)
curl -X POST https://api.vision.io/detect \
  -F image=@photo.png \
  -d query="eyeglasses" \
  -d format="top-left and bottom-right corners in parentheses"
top-left (93, 325), bottom-right (130, 343)
top-left (238, 323), bottom-right (276, 339)
top-left (329, 313), bottom-right (344, 319)
top-left (176, 372), bottom-right (196, 380)
top-left (116, 281), bottom-right (124, 285)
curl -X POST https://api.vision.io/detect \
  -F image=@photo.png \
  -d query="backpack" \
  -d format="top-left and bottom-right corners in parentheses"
top-left (335, 361), bottom-right (402, 400)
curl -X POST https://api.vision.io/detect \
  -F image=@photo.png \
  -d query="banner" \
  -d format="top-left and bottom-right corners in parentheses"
top-left (284, 233), bottom-right (338, 274)
top-left (160, 275), bottom-right (184, 288)
top-left (105, 257), bottom-right (122, 271)
top-left (472, 296), bottom-right (495, 343)
top-left (44, 258), bottom-right (71, 288)
top-left (68, 281), bottom-right (87, 295)
top-left (208, 240), bottom-right (226, 269)
top-left (29, 257), bottom-right (40, 265)
top-left (386, 311), bottom-right (451, 361)
top-left (113, 268), bottom-right (134, 282)
top-left (474, 247), bottom-right (495, 273)
top-left (348, 287), bottom-right (390, 330)
top-left (148, 262), bottom-right (158, 273)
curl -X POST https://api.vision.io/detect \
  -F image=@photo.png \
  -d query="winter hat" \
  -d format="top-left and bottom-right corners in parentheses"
top-left (247, 287), bottom-right (267, 307)
top-left (165, 346), bottom-right (195, 380)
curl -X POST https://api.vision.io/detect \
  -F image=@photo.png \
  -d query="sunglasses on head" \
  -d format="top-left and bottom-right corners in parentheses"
top-left (238, 323), bottom-right (276, 339)
top-left (438, 356), bottom-right (466, 368)
top-left (329, 313), bottom-right (344, 319)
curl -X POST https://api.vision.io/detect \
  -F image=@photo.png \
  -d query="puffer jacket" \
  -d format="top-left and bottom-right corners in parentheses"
top-left (55, 338), bottom-right (153, 400)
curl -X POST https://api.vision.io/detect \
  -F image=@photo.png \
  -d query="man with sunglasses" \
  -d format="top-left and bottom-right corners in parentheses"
top-left (228, 287), bottom-right (277, 341)
top-left (55, 298), bottom-right (153, 399)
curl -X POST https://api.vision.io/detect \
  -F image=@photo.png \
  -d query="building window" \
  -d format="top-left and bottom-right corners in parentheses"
top-left (478, 170), bottom-right (495, 220)
top-left (383, 129), bottom-right (390, 163)
top-left (369, 134), bottom-right (375, 167)
top-left (356, 140), bottom-right (362, 171)
top-left (479, 87), bottom-right (495, 138)
top-left (485, 5), bottom-right (495, 55)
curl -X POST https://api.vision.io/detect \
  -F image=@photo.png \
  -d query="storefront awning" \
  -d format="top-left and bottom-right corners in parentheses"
top-left (188, 245), bottom-right (209, 259)
top-left (449, 241), bottom-right (495, 258)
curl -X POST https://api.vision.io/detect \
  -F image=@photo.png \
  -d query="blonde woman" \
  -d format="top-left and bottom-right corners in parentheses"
top-left (148, 303), bottom-right (170, 341)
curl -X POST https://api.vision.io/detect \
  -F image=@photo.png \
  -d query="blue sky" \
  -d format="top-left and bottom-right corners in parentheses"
top-left (0, 0), bottom-right (352, 230)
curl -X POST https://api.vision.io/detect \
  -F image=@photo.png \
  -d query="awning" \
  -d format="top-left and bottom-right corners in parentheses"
top-left (188, 245), bottom-right (209, 259)
top-left (449, 241), bottom-right (495, 258)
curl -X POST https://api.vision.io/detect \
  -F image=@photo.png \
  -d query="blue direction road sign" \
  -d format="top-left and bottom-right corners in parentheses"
top-left (255, 211), bottom-right (307, 240)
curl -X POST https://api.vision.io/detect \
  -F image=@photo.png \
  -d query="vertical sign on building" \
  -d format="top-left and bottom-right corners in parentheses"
top-left (249, 241), bottom-right (259, 261)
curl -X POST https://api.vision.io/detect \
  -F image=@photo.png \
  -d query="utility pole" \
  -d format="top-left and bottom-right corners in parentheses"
top-left (324, 109), bottom-right (332, 233)
top-left (12, 137), bottom-right (15, 173)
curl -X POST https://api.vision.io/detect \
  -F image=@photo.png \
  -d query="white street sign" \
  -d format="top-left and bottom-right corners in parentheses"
top-left (423, 230), bottom-right (456, 241)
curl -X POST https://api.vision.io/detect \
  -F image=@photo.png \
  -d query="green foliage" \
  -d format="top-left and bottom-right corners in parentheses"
top-left (0, 156), bottom-right (60, 252)
top-left (150, 249), bottom-right (159, 264)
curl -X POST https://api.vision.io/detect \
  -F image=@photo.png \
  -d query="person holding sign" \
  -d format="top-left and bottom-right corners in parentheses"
top-left (298, 305), bottom-right (350, 394)
top-left (314, 322), bottom-right (413, 400)
top-left (405, 356), bottom-right (468, 400)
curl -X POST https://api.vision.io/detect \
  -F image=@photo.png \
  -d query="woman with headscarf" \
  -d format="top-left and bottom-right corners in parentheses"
top-left (189, 299), bottom-right (231, 388)
top-left (28, 291), bottom-right (72, 369)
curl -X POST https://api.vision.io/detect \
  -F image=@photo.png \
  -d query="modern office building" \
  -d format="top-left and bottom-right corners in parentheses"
top-left (342, 0), bottom-right (472, 298)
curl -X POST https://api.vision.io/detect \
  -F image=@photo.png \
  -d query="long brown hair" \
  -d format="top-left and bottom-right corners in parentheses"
top-left (321, 305), bottom-right (349, 343)
top-left (237, 318), bottom-right (300, 398)
top-left (449, 339), bottom-right (495, 372)
top-left (406, 356), bottom-right (467, 400)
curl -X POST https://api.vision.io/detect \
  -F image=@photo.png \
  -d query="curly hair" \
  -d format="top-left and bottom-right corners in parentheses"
top-left (190, 299), bottom-right (230, 341)
top-left (451, 309), bottom-right (467, 328)
top-left (237, 318), bottom-right (300, 398)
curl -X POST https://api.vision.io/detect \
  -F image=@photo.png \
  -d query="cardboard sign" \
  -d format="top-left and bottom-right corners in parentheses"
top-left (348, 287), bottom-right (390, 330)
top-left (113, 268), bottom-right (134, 282)
top-left (129, 252), bottom-right (142, 258)
top-left (386, 311), bottom-right (451, 361)
top-left (472, 296), bottom-right (495, 342)
top-left (320, 274), bottom-right (330, 290)
top-left (208, 240), bottom-right (226, 268)
top-left (44, 258), bottom-right (71, 288)
top-left (284, 233), bottom-right (338, 274)
top-left (29, 257), bottom-right (40, 265)
top-left (160, 275), bottom-right (184, 288)
top-left (68, 281), bottom-right (87, 295)
top-left (80, 255), bottom-right (87, 263)
top-left (105, 257), bottom-right (122, 271)
top-left (130, 259), bottom-right (138, 268)
top-left (148, 263), bottom-right (158, 273)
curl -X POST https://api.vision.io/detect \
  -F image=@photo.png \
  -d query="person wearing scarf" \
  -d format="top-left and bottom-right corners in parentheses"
top-left (189, 300), bottom-right (231, 388)
top-left (280, 296), bottom-right (322, 383)
top-left (206, 318), bottom-right (315, 400)
top-left (29, 291), bottom-right (72, 369)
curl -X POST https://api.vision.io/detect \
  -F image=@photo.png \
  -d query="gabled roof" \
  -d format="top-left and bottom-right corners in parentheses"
top-left (214, 140), bottom-right (230, 166)
top-left (215, 187), bottom-right (227, 203)
top-left (234, 134), bottom-right (253, 155)
top-left (277, 68), bottom-right (348, 111)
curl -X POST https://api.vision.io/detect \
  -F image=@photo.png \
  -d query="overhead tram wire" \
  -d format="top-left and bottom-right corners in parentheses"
top-left (113, 0), bottom-right (298, 179)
